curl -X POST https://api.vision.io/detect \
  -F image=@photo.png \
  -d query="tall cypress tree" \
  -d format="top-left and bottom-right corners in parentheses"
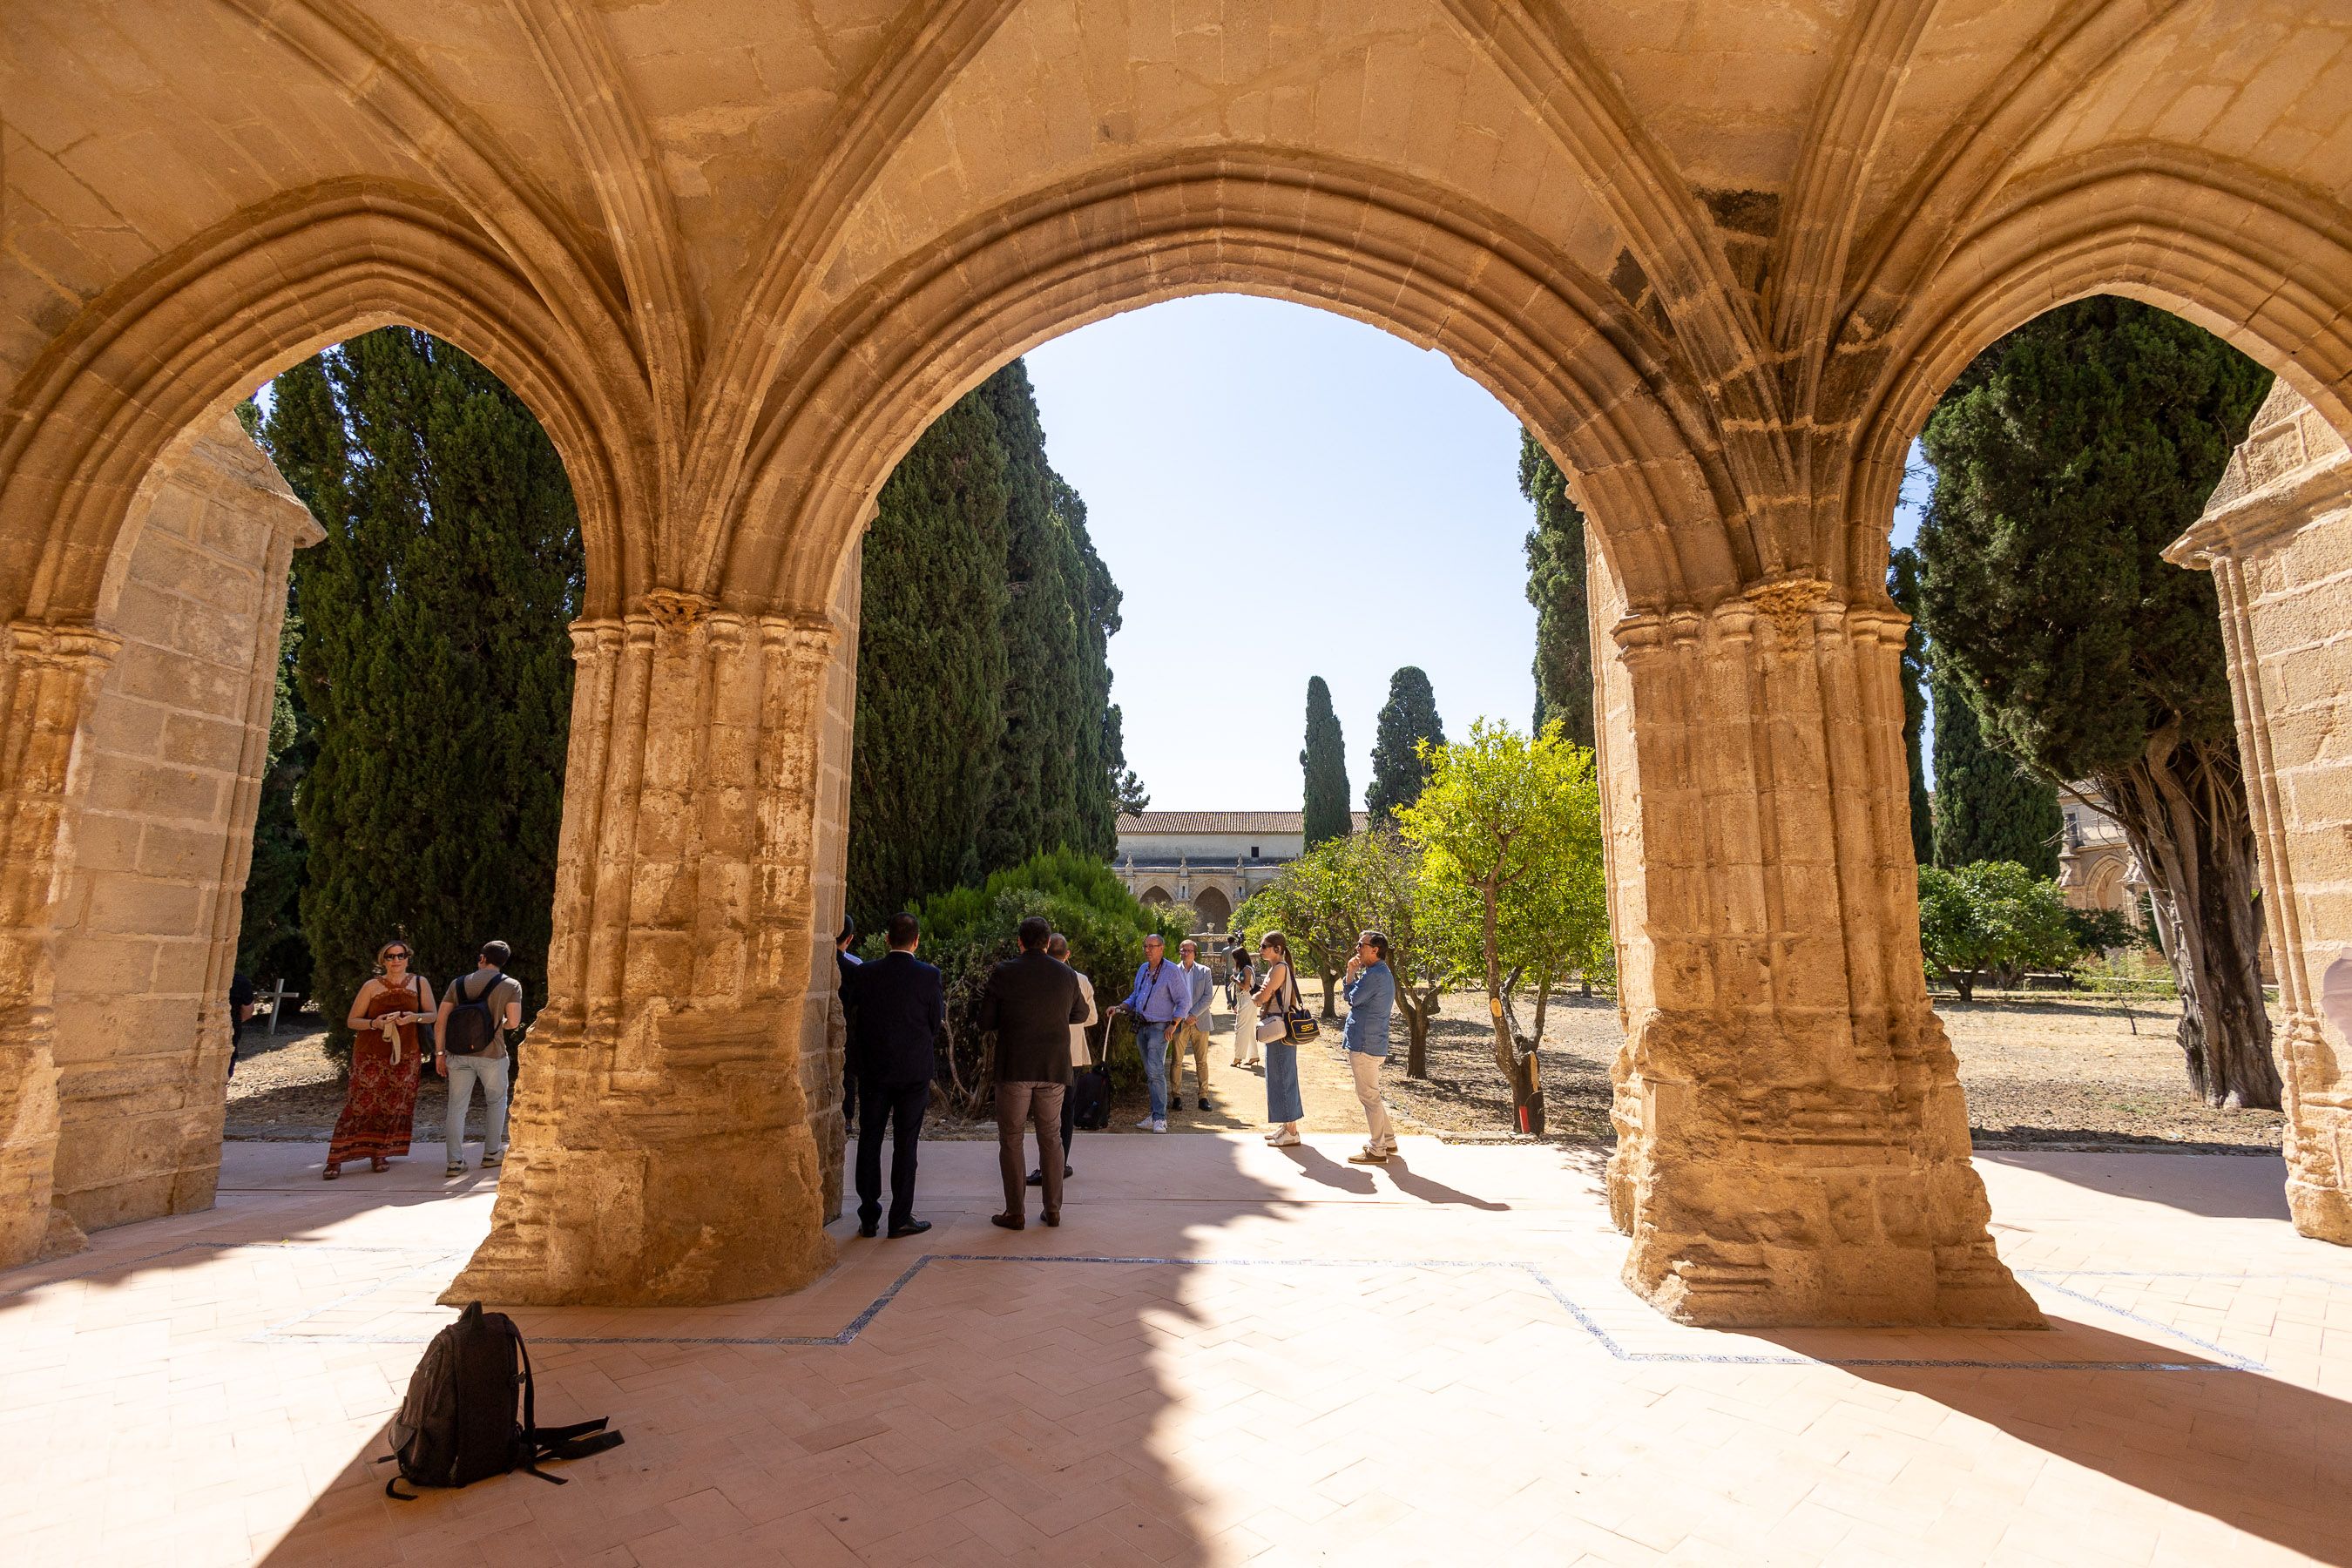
top-left (257, 328), bottom-right (581, 1050)
top-left (1366, 666), bottom-right (1445, 823)
top-left (1301, 677), bottom-right (1351, 848)
top-left (1885, 546), bottom-right (1934, 865)
top-left (848, 382), bottom-right (1010, 929)
top-left (1519, 430), bottom-right (1593, 746)
top-left (1919, 295), bottom-right (2275, 1107)
top-left (1929, 666), bottom-right (2061, 877)
top-left (1062, 476), bottom-right (1135, 850)
top-left (979, 362), bottom-right (1097, 871)
top-left (233, 402), bottom-right (313, 993)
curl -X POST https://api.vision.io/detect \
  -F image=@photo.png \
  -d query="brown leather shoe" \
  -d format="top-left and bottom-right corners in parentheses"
top-left (990, 1213), bottom-right (1024, 1231)
top-left (1042, 1211), bottom-right (1060, 1227)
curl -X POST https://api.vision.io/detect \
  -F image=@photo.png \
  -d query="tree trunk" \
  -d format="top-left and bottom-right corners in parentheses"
top-left (1480, 884), bottom-right (1542, 1132)
top-left (1402, 987), bottom-right (1436, 1078)
top-left (1318, 964), bottom-right (1338, 1019)
top-left (2096, 725), bottom-right (2278, 1109)
top-left (1531, 963), bottom-right (1555, 1046)
top-left (1951, 970), bottom-right (1976, 1004)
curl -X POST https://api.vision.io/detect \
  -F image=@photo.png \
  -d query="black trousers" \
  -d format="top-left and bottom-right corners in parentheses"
top-left (855, 1078), bottom-right (929, 1229)
top-left (1058, 1082), bottom-right (1076, 1159)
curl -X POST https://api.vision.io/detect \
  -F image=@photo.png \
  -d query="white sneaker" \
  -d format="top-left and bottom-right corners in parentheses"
top-left (1269, 1132), bottom-right (1301, 1147)
top-left (1133, 1116), bottom-right (1158, 1131)
top-left (1151, 1119), bottom-right (1168, 1133)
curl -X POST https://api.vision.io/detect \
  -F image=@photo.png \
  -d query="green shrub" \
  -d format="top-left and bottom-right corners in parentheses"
top-left (896, 849), bottom-right (1186, 1113)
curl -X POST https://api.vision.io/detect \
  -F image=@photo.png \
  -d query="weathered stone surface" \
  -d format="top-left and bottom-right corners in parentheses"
top-left (5, 3), bottom-right (2352, 1314)
top-left (40, 414), bottom-right (319, 1242)
top-left (2169, 382), bottom-right (2352, 1247)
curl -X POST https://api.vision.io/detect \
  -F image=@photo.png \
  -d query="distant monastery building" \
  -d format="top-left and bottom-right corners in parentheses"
top-left (1113, 811), bottom-right (1367, 930)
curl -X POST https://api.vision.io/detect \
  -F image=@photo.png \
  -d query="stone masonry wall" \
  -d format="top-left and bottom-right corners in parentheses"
top-left (44, 412), bottom-right (317, 1243)
top-left (2168, 380), bottom-right (2352, 1244)
top-left (800, 556), bottom-right (861, 1224)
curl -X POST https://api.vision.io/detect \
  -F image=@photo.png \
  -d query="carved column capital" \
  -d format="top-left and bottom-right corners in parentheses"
top-left (1740, 573), bottom-right (1836, 645)
top-left (5, 618), bottom-right (124, 672)
top-left (566, 618), bottom-right (625, 661)
top-left (640, 589), bottom-right (713, 634)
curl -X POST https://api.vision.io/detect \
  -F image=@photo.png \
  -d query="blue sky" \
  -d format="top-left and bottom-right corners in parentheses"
top-left (1025, 294), bottom-right (1930, 812)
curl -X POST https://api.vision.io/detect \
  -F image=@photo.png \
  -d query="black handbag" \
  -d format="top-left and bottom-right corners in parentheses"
top-left (1281, 969), bottom-right (1320, 1044)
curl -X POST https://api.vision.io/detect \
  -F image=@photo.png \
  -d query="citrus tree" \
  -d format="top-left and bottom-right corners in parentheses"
top-left (1916, 860), bottom-right (2079, 1003)
top-left (1237, 828), bottom-right (1463, 1076)
top-left (1398, 719), bottom-right (1607, 1132)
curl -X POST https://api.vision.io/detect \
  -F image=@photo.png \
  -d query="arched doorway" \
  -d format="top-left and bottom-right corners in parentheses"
top-left (1193, 886), bottom-right (1233, 932)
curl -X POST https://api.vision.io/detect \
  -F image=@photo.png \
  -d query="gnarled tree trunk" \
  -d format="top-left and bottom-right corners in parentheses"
top-left (2097, 722), bottom-right (2277, 1109)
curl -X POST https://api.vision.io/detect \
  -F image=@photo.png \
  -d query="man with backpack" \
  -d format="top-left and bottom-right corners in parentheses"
top-left (435, 939), bottom-right (524, 1177)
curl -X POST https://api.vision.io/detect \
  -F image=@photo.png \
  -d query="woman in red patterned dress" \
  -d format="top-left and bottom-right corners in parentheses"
top-left (324, 941), bottom-right (436, 1179)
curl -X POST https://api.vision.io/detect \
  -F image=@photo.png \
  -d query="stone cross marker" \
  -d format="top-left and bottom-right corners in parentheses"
top-left (260, 981), bottom-right (294, 1037)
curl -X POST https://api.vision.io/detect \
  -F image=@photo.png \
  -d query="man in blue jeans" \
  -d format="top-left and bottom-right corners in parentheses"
top-left (1342, 930), bottom-right (1397, 1165)
top-left (1112, 933), bottom-right (1192, 1133)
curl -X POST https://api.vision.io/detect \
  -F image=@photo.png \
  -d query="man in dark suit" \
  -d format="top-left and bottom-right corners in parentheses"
top-left (845, 910), bottom-right (941, 1240)
top-left (977, 916), bottom-right (1092, 1230)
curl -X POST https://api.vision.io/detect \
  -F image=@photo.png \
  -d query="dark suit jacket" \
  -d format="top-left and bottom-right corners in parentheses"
top-left (845, 950), bottom-right (943, 1085)
top-left (978, 951), bottom-right (1090, 1085)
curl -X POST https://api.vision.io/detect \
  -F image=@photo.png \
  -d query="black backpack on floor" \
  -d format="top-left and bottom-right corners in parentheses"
top-left (382, 1301), bottom-right (623, 1499)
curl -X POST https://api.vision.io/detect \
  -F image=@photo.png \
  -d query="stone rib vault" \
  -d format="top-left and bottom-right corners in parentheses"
top-left (5, 0), bottom-right (2351, 1324)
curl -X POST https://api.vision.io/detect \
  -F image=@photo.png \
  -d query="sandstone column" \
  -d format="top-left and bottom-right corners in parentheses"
top-left (1593, 560), bottom-right (2039, 1328)
top-left (449, 594), bottom-right (840, 1307)
top-left (2165, 382), bottom-right (2352, 1246)
top-left (0, 620), bottom-right (122, 1267)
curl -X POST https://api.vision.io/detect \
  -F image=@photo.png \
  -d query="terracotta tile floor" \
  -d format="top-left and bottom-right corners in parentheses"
top-left (5, 1136), bottom-right (2349, 1566)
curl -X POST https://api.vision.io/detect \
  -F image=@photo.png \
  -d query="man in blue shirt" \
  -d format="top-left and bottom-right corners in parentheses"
top-left (1342, 930), bottom-right (1398, 1165)
top-left (1113, 933), bottom-right (1191, 1132)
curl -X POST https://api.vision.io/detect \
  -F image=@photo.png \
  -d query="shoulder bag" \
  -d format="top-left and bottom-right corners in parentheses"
top-left (1281, 967), bottom-right (1320, 1044)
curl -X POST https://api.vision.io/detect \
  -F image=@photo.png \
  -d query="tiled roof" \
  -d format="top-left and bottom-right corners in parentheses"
top-left (1116, 811), bottom-right (1368, 834)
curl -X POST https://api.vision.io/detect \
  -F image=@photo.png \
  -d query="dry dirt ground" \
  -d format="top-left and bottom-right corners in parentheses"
top-left (224, 1017), bottom-right (493, 1145)
top-left (229, 989), bottom-right (2285, 1153)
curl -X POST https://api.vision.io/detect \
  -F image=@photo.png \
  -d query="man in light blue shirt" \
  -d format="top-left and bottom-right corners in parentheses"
top-left (1114, 933), bottom-right (1190, 1132)
top-left (1342, 930), bottom-right (1397, 1164)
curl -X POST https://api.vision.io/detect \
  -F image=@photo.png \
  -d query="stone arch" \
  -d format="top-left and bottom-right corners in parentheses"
top-left (1139, 886), bottom-right (1173, 908)
top-left (1193, 887), bottom-right (1233, 932)
top-left (0, 182), bottom-right (650, 629)
top-left (1842, 148), bottom-right (2352, 590)
top-left (715, 152), bottom-right (1749, 618)
top-left (2085, 855), bottom-right (2127, 913)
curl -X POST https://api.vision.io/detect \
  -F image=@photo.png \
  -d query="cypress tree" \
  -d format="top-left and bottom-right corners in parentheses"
top-left (1366, 666), bottom-right (1445, 824)
top-left (1918, 295), bottom-right (2275, 1107)
top-left (1063, 476), bottom-right (1135, 851)
top-left (1301, 676), bottom-right (1351, 848)
top-left (848, 381), bottom-right (1010, 930)
top-left (1519, 430), bottom-right (1593, 746)
top-left (978, 363), bottom-right (1094, 872)
top-left (231, 401), bottom-right (314, 994)
top-left (1928, 666), bottom-right (2061, 878)
top-left (1886, 546), bottom-right (1934, 864)
top-left (257, 328), bottom-right (581, 1051)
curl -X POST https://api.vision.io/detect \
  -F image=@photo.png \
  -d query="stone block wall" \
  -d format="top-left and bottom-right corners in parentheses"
top-left (2167, 380), bottom-right (2352, 1245)
top-left (800, 555), bottom-right (862, 1223)
top-left (44, 412), bottom-right (317, 1244)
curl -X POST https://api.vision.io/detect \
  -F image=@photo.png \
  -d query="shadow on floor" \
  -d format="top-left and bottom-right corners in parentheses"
top-left (1844, 1331), bottom-right (2352, 1565)
top-left (1977, 1148), bottom-right (2292, 1220)
top-left (253, 1131), bottom-right (1298, 1565)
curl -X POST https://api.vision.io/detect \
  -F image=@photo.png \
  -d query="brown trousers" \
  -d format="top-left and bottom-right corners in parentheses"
top-left (997, 1081), bottom-right (1066, 1219)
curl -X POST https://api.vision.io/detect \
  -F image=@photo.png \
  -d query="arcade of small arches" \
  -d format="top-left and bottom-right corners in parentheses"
top-left (7, 1), bottom-right (2352, 1333)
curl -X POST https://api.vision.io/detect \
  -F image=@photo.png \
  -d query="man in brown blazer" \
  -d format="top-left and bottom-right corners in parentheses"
top-left (977, 915), bottom-right (1091, 1230)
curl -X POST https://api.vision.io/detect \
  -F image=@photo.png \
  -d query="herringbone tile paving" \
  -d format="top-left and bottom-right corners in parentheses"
top-left (4, 1138), bottom-right (2348, 1565)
